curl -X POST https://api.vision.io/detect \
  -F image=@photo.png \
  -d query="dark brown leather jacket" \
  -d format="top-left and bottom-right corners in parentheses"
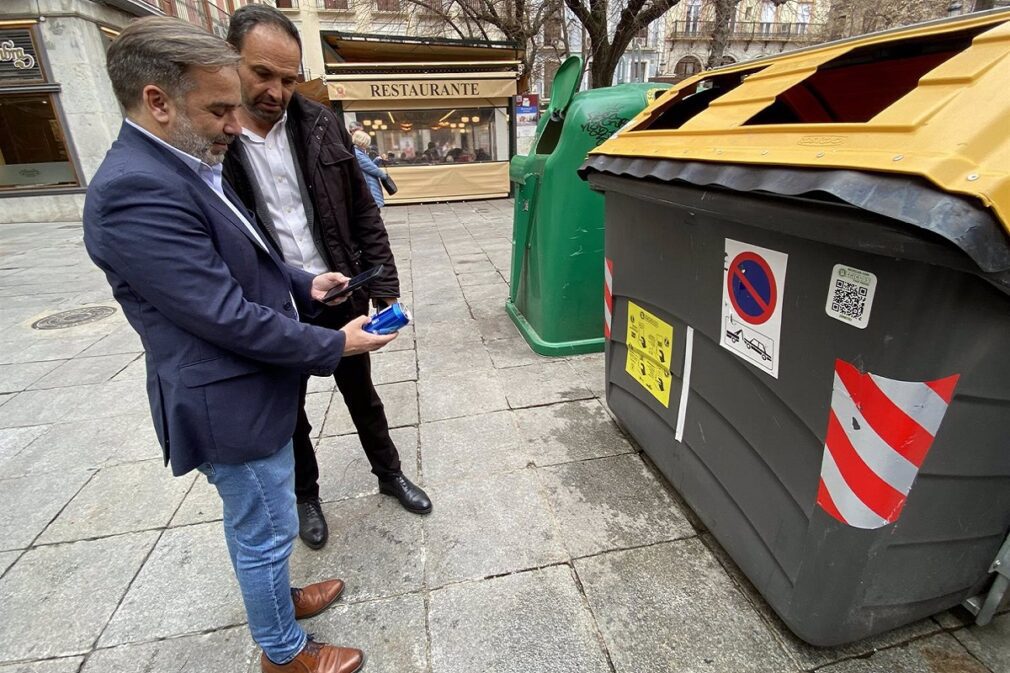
top-left (223, 93), bottom-right (399, 318)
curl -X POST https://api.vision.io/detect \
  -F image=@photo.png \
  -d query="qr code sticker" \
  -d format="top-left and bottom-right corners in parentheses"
top-left (831, 279), bottom-right (868, 320)
top-left (825, 265), bottom-right (876, 329)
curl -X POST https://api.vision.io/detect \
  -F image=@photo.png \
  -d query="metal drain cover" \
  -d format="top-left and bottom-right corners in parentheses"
top-left (32, 306), bottom-right (117, 330)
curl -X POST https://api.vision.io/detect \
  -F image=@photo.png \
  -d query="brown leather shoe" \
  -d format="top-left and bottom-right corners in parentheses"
top-left (260, 639), bottom-right (363, 673)
top-left (292, 579), bottom-right (345, 620)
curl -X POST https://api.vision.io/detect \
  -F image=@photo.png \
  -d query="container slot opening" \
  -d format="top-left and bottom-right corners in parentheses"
top-left (635, 68), bottom-right (765, 130)
top-left (535, 114), bottom-right (564, 154)
top-left (744, 25), bottom-right (989, 125)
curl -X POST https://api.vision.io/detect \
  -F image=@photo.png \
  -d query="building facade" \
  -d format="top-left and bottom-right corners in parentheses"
top-left (266, 0), bottom-right (521, 203)
top-left (0, 0), bottom-right (254, 224)
top-left (661, 0), bottom-right (829, 83)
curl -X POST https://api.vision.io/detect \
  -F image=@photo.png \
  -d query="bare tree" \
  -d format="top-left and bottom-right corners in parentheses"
top-left (826, 0), bottom-right (952, 39)
top-left (706, 0), bottom-right (791, 69)
top-left (399, 0), bottom-right (565, 92)
top-left (564, 0), bottom-right (682, 88)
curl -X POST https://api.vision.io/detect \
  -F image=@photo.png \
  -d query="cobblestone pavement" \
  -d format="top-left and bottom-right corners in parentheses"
top-left (0, 200), bottom-right (1007, 673)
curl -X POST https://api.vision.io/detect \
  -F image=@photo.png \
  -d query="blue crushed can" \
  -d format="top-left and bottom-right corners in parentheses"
top-left (363, 302), bottom-right (411, 335)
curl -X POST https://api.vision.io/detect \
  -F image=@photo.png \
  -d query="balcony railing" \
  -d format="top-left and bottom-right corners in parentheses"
top-left (669, 20), bottom-right (823, 41)
top-left (259, 0), bottom-right (300, 9)
top-left (317, 0), bottom-right (350, 10)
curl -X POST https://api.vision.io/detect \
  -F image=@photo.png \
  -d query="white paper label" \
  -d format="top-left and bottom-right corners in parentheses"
top-left (825, 264), bottom-right (877, 329)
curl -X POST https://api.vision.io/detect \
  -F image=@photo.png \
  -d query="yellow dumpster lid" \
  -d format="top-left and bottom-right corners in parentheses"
top-left (590, 9), bottom-right (1010, 233)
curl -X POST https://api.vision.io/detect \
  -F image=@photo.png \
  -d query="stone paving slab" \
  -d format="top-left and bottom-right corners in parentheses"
top-left (0, 551), bottom-right (20, 577)
top-left (100, 523), bottom-right (244, 647)
top-left (416, 338), bottom-right (494, 377)
top-left (170, 477), bottom-right (222, 527)
top-left (370, 348), bottom-right (417, 385)
top-left (0, 658), bottom-right (85, 673)
top-left (485, 336), bottom-right (547, 369)
top-left (0, 361), bottom-right (64, 393)
top-left (0, 531), bottom-right (159, 662)
top-left (314, 427), bottom-right (420, 501)
top-left (419, 410), bottom-right (527, 485)
top-left (0, 384), bottom-right (104, 427)
top-left (423, 469), bottom-right (566, 587)
top-left (27, 353), bottom-right (136, 389)
top-left (514, 399), bottom-right (634, 467)
top-left (574, 539), bottom-right (796, 673)
top-left (322, 380), bottom-right (418, 436)
top-left (498, 361), bottom-right (595, 409)
top-left (79, 325), bottom-right (144, 357)
top-left (60, 379), bottom-right (151, 422)
top-left (298, 593), bottom-right (428, 673)
top-left (38, 460), bottom-right (194, 544)
top-left (474, 311), bottom-right (519, 342)
top-left (110, 354), bottom-right (146, 382)
top-left (2, 414), bottom-right (159, 477)
top-left (817, 632), bottom-right (989, 673)
top-left (304, 389), bottom-right (331, 439)
top-left (0, 469), bottom-right (94, 550)
top-left (288, 495), bottom-right (424, 603)
top-left (539, 454), bottom-right (696, 558)
top-left (953, 614), bottom-right (1010, 673)
top-left (0, 424), bottom-right (50, 467)
top-left (0, 335), bottom-right (103, 365)
top-left (84, 627), bottom-right (257, 673)
top-left (428, 566), bottom-right (611, 673)
top-left (417, 366), bottom-right (508, 422)
top-left (566, 352), bottom-right (608, 398)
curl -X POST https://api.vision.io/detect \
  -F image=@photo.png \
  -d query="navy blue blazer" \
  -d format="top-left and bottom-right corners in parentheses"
top-left (83, 123), bottom-right (346, 476)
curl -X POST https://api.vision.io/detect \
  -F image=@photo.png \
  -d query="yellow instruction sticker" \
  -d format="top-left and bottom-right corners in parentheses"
top-left (625, 301), bottom-right (674, 407)
top-left (627, 301), bottom-right (673, 368)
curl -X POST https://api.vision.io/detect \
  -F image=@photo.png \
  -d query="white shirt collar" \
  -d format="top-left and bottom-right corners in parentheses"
top-left (240, 112), bottom-right (287, 144)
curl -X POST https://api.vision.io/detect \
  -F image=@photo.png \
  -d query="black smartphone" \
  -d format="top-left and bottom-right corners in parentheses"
top-left (321, 264), bottom-right (384, 303)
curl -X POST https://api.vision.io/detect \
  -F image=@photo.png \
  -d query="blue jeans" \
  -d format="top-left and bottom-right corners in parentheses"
top-left (198, 441), bottom-right (307, 664)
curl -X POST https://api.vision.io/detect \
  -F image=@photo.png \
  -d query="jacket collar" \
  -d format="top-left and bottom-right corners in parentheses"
top-left (116, 122), bottom-right (279, 263)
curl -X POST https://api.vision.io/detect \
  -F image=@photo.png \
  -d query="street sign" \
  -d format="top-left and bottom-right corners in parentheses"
top-left (720, 240), bottom-right (788, 378)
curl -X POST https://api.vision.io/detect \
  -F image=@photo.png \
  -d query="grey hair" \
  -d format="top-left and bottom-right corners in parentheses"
top-left (106, 16), bottom-right (240, 111)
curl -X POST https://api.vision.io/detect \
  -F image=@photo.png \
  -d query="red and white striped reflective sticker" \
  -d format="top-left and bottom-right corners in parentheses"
top-left (815, 359), bottom-right (959, 530)
top-left (604, 258), bottom-right (614, 339)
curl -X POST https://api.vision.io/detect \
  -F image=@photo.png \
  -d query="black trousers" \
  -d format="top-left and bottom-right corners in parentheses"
top-left (294, 305), bottom-right (401, 502)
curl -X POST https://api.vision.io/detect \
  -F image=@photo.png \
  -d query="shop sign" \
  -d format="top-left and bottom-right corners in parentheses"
top-left (329, 78), bottom-right (516, 101)
top-left (0, 28), bottom-right (44, 84)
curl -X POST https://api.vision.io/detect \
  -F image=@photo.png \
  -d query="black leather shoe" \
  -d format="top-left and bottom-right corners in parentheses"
top-left (378, 473), bottom-right (432, 514)
top-left (297, 499), bottom-right (328, 550)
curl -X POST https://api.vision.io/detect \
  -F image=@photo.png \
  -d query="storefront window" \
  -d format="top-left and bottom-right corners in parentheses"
top-left (345, 106), bottom-right (506, 166)
top-left (0, 93), bottom-right (78, 190)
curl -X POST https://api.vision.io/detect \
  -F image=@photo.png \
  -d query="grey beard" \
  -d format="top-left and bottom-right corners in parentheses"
top-left (169, 111), bottom-right (229, 166)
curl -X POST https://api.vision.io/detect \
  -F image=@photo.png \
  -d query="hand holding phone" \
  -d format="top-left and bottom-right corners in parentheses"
top-left (321, 264), bottom-right (384, 304)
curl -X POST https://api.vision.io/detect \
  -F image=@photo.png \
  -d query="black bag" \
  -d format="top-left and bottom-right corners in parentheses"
top-left (379, 173), bottom-right (397, 196)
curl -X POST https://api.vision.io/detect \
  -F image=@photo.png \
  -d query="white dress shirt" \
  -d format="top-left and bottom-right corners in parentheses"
top-left (239, 115), bottom-right (329, 275)
top-left (125, 119), bottom-right (268, 252)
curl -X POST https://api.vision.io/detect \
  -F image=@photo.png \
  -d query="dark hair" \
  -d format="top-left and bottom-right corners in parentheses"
top-left (107, 17), bottom-right (239, 111)
top-left (226, 4), bottom-right (302, 53)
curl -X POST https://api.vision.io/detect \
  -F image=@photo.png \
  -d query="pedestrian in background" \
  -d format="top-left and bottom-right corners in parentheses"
top-left (352, 130), bottom-right (387, 210)
top-left (222, 5), bottom-right (432, 555)
top-left (84, 16), bottom-right (391, 673)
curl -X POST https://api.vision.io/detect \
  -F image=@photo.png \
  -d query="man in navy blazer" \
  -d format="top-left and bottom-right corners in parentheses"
top-left (83, 17), bottom-right (384, 673)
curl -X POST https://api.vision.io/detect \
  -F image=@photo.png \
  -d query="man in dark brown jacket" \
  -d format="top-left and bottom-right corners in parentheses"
top-left (223, 5), bottom-right (432, 554)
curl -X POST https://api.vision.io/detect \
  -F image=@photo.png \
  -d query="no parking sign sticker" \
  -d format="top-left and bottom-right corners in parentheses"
top-left (720, 239), bottom-right (788, 378)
